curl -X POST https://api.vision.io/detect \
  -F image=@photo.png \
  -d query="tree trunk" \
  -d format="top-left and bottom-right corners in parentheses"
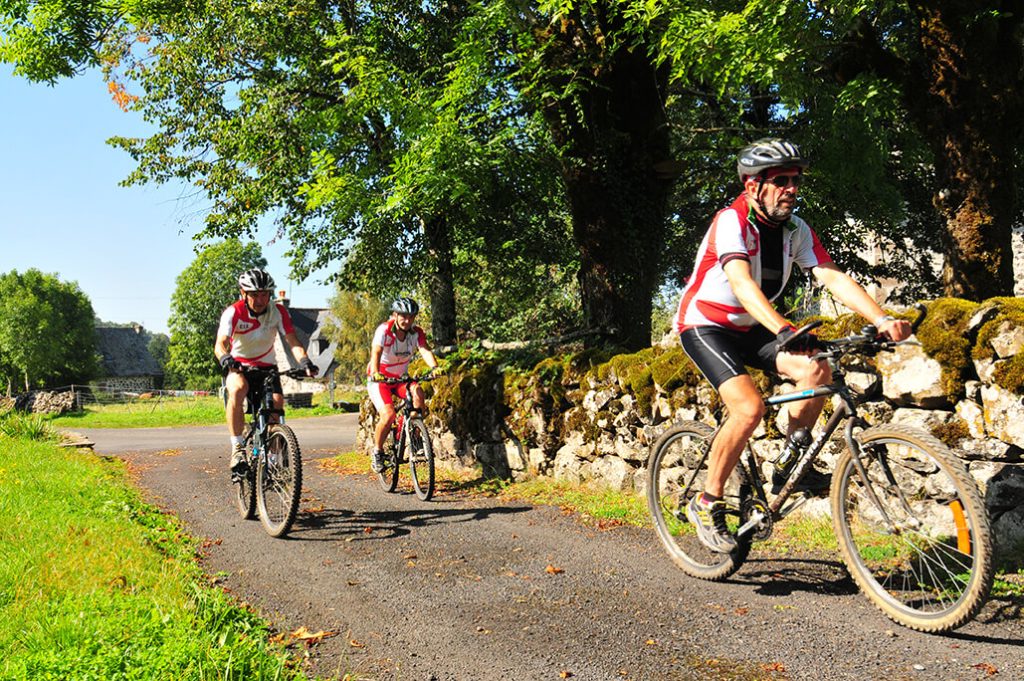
top-left (536, 11), bottom-right (674, 350)
top-left (423, 215), bottom-right (458, 346)
top-left (905, 2), bottom-right (1022, 298)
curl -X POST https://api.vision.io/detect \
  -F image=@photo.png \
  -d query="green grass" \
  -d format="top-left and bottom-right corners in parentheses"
top-left (48, 393), bottom-right (353, 429)
top-left (0, 436), bottom-right (309, 680)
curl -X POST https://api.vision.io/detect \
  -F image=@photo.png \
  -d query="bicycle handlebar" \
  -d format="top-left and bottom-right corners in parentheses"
top-left (812, 303), bottom-right (927, 359)
top-left (239, 365), bottom-right (311, 380)
top-left (376, 372), bottom-right (437, 385)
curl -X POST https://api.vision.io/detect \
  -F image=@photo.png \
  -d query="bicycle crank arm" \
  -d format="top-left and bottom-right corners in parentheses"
top-left (735, 509), bottom-right (767, 539)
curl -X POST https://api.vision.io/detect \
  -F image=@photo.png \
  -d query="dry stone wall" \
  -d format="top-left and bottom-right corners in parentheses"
top-left (358, 298), bottom-right (1024, 559)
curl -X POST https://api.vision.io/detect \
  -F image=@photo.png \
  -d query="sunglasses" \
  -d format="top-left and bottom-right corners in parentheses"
top-left (767, 174), bottom-right (803, 188)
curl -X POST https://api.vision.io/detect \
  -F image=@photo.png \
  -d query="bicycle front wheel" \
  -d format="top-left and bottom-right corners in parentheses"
top-left (408, 418), bottom-right (435, 501)
top-left (832, 424), bottom-right (993, 632)
top-left (646, 421), bottom-right (751, 580)
top-left (256, 424), bottom-right (303, 538)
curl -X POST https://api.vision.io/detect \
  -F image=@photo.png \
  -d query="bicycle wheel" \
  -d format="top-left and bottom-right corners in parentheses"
top-left (256, 424), bottom-right (303, 538)
top-left (376, 431), bottom-right (400, 493)
top-left (832, 424), bottom-right (993, 632)
top-left (408, 418), bottom-right (435, 501)
top-left (646, 421), bottom-right (751, 580)
top-left (234, 456), bottom-right (256, 520)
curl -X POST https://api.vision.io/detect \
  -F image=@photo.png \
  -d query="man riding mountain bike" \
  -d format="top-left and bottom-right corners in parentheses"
top-left (675, 138), bottom-right (911, 553)
top-left (366, 297), bottom-right (440, 473)
top-left (214, 268), bottom-right (317, 477)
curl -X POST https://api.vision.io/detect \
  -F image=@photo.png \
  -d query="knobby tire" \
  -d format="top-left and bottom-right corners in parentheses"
top-left (831, 424), bottom-right (993, 632)
top-left (408, 418), bottom-right (435, 501)
top-left (377, 430), bottom-right (400, 493)
top-left (646, 421), bottom-right (751, 580)
top-left (256, 424), bottom-right (303, 538)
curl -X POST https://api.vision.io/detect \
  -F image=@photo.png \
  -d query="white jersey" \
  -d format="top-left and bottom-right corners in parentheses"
top-left (369, 320), bottom-right (427, 378)
top-left (675, 194), bottom-right (832, 332)
top-left (217, 300), bottom-right (294, 366)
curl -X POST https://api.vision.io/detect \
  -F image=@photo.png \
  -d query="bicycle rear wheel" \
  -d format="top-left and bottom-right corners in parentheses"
top-left (408, 418), bottom-right (435, 501)
top-left (646, 421), bottom-right (751, 580)
top-left (832, 424), bottom-right (993, 632)
top-left (376, 432), bottom-right (400, 493)
top-left (256, 424), bottom-right (303, 538)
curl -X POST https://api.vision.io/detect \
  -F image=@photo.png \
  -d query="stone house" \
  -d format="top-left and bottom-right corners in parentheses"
top-left (94, 325), bottom-right (164, 391)
top-left (271, 294), bottom-right (339, 397)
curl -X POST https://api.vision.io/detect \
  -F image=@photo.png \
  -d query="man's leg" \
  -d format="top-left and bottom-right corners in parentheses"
top-left (774, 352), bottom-right (831, 433)
top-left (224, 372), bottom-right (248, 473)
top-left (704, 374), bottom-right (765, 496)
top-left (368, 382), bottom-right (396, 473)
top-left (686, 374), bottom-right (764, 553)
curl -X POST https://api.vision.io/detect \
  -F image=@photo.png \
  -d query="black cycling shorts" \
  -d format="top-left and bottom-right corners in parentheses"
top-left (680, 325), bottom-right (779, 390)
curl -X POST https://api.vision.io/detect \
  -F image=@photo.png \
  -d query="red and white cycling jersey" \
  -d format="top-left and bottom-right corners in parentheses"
top-left (675, 195), bottom-right (832, 333)
top-left (369, 321), bottom-right (427, 378)
top-left (217, 300), bottom-right (295, 367)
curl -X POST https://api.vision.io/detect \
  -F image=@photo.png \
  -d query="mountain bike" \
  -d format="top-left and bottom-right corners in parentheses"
top-left (376, 373), bottom-right (436, 501)
top-left (233, 365), bottom-right (307, 537)
top-left (646, 305), bottom-right (994, 633)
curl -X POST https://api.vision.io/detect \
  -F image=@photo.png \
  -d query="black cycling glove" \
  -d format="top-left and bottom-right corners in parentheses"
top-left (299, 357), bottom-right (318, 376)
top-left (770, 325), bottom-right (821, 354)
top-left (218, 355), bottom-right (242, 372)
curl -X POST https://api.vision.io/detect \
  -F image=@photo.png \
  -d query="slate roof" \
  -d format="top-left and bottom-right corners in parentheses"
top-left (95, 327), bottom-right (164, 377)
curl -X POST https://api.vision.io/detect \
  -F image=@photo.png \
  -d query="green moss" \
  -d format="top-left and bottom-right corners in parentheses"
top-left (931, 419), bottom-right (970, 448)
top-left (971, 297), bottom-right (1024, 394)
top-left (915, 298), bottom-right (981, 403)
top-left (649, 348), bottom-right (701, 392)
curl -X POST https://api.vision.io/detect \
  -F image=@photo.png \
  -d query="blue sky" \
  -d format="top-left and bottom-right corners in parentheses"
top-left (0, 66), bottom-right (335, 335)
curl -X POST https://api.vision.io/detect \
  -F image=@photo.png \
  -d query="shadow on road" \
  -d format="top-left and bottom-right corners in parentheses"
top-left (731, 557), bottom-right (860, 597)
top-left (287, 503), bottom-right (531, 543)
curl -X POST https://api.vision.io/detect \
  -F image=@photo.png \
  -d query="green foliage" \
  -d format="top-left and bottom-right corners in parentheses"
top-left (165, 240), bottom-right (266, 389)
top-left (321, 289), bottom-right (389, 385)
top-left (0, 438), bottom-right (304, 679)
top-left (972, 297), bottom-right (1024, 394)
top-left (0, 268), bottom-right (99, 391)
top-left (0, 409), bottom-right (56, 441)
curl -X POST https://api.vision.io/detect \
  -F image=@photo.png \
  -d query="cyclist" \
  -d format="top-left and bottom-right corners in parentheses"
top-left (367, 297), bottom-right (440, 473)
top-left (675, 137), bottom-right (911, 553)
top-left (215, 268), bottom-right (317, 477)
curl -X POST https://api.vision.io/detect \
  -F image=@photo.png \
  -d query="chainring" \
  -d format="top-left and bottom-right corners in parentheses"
top-left (741, 497), bottom-right (773, 541)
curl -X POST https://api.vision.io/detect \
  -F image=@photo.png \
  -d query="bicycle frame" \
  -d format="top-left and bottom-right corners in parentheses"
top-left (241, 368), bottom-right (289, 460)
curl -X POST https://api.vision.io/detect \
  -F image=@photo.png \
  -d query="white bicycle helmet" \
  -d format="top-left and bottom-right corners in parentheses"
top-left (238, 268), bottom-right (275, 292)
top-left (391, 297), bottom-right (420, 315)
top-left (736, 138), bottom-right (808, 182)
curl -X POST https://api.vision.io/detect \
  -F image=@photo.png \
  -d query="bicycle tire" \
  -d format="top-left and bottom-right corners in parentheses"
top-left (234, 461), bottom-right (256, 520)
top-left (831, 424), bottom-right (993, 632)
top-left (646, 421), bottom-right (751, 580)
top-left (408, 418), bottom-right (435, 501)
top-left (376, 431), bottom-right (400, 493)
top-left (256, 424), bottom-right (303, 538)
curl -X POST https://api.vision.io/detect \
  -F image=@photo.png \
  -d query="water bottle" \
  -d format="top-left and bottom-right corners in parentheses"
top-left (775, 427), bottom-right (812, 478)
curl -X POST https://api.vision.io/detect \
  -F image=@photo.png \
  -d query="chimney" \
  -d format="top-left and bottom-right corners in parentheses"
top-left (277, 290), bottom-right (289, 307)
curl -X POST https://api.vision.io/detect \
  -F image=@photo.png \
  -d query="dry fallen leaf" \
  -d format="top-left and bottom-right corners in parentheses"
top-left (349, 639), bottom-right (365, 648)
top-left (559, 672), bottom-right (573, 679)
top-left (971, 663), bottom-right (998, 676)
top-left (545, 564), bottom-right (564, 575)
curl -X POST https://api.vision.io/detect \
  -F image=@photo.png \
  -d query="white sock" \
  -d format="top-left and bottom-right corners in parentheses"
top-left (230, 435), bottom-right (245, 447)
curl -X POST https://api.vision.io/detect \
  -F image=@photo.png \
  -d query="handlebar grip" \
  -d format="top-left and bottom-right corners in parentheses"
top-left (910, 302), bottom-right (928, 333)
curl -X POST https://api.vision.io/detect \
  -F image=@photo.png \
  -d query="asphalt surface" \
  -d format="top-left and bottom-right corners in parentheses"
top-left (73, 415), bottom-right (1023, 681)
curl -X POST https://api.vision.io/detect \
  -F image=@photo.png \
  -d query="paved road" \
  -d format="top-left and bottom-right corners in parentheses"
top-left (73, 417), bottom-right (1023, 681)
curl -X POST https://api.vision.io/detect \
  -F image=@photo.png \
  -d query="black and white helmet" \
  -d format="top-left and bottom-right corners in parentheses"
top-left (237, 268), bottom-right (275, 292)
top-left (736, 138), bottom-right (808, 182)
top-left (391, 297), bottom-right (420, 315)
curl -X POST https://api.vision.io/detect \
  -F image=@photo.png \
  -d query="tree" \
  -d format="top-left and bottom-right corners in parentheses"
top-left (165, 240), bottom-right (266, 389)
top-left (655, 0), bottom-right (1023, 301)
top-left (320, 289), bottom-right (389, 385)
top-left (0, 269), bottom-right (99, 392)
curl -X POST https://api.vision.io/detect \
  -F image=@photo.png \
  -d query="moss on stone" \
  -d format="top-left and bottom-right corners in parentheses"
top-left (971, 297), bottom-right (1024, 394)
top-left (930, 419), bottom-right (970, 448)
top-left (649, 348), bottom-right (701, 393)
top-left (915, 298), bottom-right (981, 403)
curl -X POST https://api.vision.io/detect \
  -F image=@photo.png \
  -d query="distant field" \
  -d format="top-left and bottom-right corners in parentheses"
top-left (49, 390), bottom-right (363, 429)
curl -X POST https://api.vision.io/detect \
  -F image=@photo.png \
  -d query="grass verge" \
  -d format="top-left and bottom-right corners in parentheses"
top-left (0, 436), bottom-right (308, 680)
top-left (48, 393), bottom-right (355, 429)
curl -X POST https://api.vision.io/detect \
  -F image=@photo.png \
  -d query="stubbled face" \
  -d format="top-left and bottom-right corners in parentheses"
top-left (746, 167), bottom-right (802, 222)
top-left (393, 312), bottom-right (416, 332)
top-left (243, 289), bottom-right (272, 313)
